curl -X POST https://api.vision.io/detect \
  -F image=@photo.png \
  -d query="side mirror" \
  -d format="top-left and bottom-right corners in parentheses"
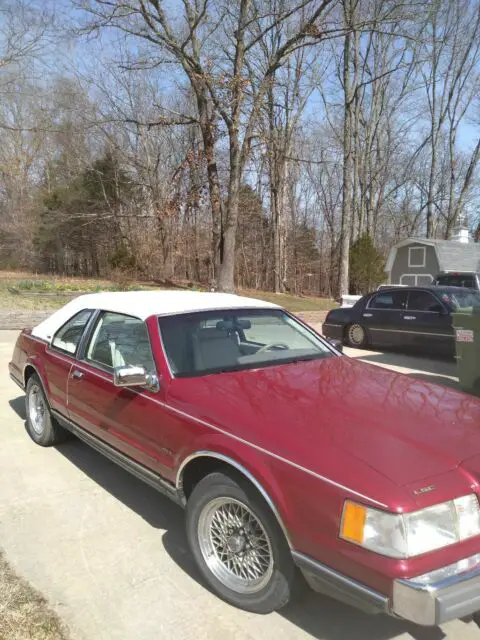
top-left (113, 366), bottom-right (160, 392)
top-left (327, 338), bottom-right (343, 353)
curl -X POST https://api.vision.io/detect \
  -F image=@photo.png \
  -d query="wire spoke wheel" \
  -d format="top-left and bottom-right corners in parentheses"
top-left (198, 497), bottom-right (274, 594)
top-left (28, 385), bottom-right (47, 435)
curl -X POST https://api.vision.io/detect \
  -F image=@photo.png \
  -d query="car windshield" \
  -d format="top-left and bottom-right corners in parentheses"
top-left (159, 309), bottom-right (333, 377)
top-left (438, 290), bottom-right (480, 311)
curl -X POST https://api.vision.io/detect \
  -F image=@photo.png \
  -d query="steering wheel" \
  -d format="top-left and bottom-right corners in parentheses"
top-left (256, 342), bottom-right (289, 353)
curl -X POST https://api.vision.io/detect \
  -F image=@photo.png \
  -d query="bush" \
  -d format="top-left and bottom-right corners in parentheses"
top-left (349, 234), bottom-right (386, 295)
top-left (17, 280), bottom-right (45, 291)
top-left (108, 245), bottom-right (137, 272)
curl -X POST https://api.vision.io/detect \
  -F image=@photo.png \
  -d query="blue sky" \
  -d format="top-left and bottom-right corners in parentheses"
top-left (22, 0), bottom-right (480, 162)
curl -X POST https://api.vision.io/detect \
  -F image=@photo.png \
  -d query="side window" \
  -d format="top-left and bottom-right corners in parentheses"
top-left (51, 310), bottom-right (92, 355)
top-left (369, 291), bottom-right (407, 310)
top-left (408, 291), bottom-right (444, 312)
top-left (86, 312), bottom-right (155, 373)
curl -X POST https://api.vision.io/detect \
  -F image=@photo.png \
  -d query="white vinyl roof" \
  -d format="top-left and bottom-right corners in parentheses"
top-left (31, 290), bottom-right (280, 342)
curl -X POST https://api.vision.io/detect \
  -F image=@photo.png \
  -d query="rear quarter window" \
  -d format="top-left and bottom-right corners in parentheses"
top-left (369, 291), bottom-right (407, 309)
top-left (51, 309), bottom-right (93, 355)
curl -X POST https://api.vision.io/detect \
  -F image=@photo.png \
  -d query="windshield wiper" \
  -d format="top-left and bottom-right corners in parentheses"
top-left (279, 353), bottom-right (331, 365)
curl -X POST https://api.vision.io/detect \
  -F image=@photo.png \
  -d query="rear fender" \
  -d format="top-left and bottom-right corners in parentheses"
top-left (18, 334), bottom-right (51, 398)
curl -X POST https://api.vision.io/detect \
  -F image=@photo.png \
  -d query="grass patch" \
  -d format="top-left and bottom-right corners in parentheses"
top-left (14, 279), bottom-right (148, 294)
top-left (0, 551), bottom-right (69, 640)
top-left (0, 271), bottom-right (336, 313)
top-left (238, 289), bottom-right (337, 312)
top-left (0, 273), bottom-right (150, 311)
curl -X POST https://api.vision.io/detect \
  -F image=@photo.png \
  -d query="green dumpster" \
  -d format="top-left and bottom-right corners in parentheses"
top-left (452, 308), bottom-right (480, 396)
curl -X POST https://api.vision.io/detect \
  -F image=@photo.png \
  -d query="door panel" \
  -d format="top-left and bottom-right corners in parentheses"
top-left (67, 362), bottom-right (175, 476)
top-left (404, 291), bottom-right (454, 355)
top-left (363, 290), bottom-right (408, 347)
top-left (66, 311), bottom-right (176, 478)
top-left (43, 349), bottom-right (74, 413)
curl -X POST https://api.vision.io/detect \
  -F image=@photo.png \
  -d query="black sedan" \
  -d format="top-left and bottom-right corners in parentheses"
top-left (322, 286), bottom-right (480, 357)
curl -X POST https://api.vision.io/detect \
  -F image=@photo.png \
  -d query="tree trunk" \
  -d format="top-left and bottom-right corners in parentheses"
top-left (338, 1), bottom-right (354, 298)
top-left (217, 0), bottom-right (250, 292)
top-left (426, 147), bottom-right (437, 238)
top-left (426, 11), bottom-right (438, 239)
top-left (271, 153), bottom-right (288, 294)
top-left (195, 89), bottom-right (223, 285)
top-left (267, 76), bottom-right (290, 295)
top-left (218, 136), bottom-right (241, 292)
top-left (445, 124), bottom-right (457, 237)
top-left (279, 160), bottom-right (289, 291)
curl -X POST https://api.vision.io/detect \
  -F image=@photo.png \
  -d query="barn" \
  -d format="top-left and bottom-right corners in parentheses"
top-left (386, 225), bottom-right (480, 286)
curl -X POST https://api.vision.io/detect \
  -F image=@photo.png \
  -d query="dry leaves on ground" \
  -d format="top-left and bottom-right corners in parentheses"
top-left (0, 551), bottom-right (70, 640)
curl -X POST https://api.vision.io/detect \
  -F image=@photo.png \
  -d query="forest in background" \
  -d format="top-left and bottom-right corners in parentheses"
top-left (1, 0), bottom-right (480, 297)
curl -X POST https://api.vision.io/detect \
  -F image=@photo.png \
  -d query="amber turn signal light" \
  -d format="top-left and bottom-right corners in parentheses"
top-left (341, 501), bottom-right (366, 544)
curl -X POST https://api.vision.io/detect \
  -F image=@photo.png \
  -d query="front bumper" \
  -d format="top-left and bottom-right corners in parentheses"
top-left (393, 553), bottom-right (480, 625)
top-left (294, 550), bottom-right (480, 626)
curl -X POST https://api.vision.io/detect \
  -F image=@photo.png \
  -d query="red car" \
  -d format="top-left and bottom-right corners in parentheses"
top-left (8, 291), bottom-right (480, 625)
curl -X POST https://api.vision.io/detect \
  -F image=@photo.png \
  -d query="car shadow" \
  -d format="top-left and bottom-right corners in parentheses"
top-left (57, 439), bottom-right (453, 640)
top-left (9, 395), bottom-right (26, 420)
top-left (7, 396), bottom-right (455, 639)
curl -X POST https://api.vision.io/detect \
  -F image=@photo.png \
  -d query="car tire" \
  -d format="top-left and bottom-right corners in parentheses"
top-left (186, 471), bottom-right (295, 613)
top-left (25, 374), bottom-right (69, 446)
top-left (346, 323), bottom-right (367, 348)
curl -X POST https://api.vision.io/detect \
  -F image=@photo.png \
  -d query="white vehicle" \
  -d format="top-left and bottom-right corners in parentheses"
top-left (377, 284), bottom-right (407, 290)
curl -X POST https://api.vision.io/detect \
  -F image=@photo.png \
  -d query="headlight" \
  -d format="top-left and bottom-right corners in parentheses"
top-left (340, 495), bottom-right (480, 558)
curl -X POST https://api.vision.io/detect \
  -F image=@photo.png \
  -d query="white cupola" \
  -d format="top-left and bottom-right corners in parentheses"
top-left (451, 219), bottom-right (470, 244)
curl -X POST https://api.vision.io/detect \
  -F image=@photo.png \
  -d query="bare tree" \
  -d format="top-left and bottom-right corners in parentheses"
top-left (78, 0), bottom-right (343, 291)
top-left (419, 0), bottom-right (480, 237)
top-left (258, 44), bottom-right (315, 292)
top-left (3, 0), bottom-right (480, 299)
top-left (0, 0), bottom-right (53, 74)
top-left (331, 0), bottom-right (425, 295)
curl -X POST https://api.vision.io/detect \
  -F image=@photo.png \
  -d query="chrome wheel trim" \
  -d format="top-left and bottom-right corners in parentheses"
top-left (197, 497), bottom-right (274, 594)
top-left (348, 324), bottom-right (365, 346)
top-left (28, 385), bottom-right (47, 435)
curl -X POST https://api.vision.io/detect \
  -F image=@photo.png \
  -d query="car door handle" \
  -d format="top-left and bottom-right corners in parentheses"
top-left (363, 313), bottom-right (373, 317)
top-left (403, 316), bottom-right (416, 320)
top-left (71, 369), bottom-right (84, 379)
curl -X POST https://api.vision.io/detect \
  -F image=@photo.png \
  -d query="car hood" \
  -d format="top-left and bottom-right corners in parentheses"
top-left (171, 356), bottom-right (480, 488)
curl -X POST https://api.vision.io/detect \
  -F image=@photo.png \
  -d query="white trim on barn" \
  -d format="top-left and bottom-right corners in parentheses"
top-left (408, 246), bottom-right (426, 268)
top-left (400, 273), bottom-right (433, 286)
top-left (385, 238), bottom-right (437, 274)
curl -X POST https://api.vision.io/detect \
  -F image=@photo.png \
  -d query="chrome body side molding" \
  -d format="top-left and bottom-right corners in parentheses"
top-left (52, 410), bottom-right (182, 506)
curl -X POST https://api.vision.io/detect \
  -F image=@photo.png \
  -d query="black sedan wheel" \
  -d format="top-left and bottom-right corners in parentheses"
top-left (346, 323), bottom-right (367, 348)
